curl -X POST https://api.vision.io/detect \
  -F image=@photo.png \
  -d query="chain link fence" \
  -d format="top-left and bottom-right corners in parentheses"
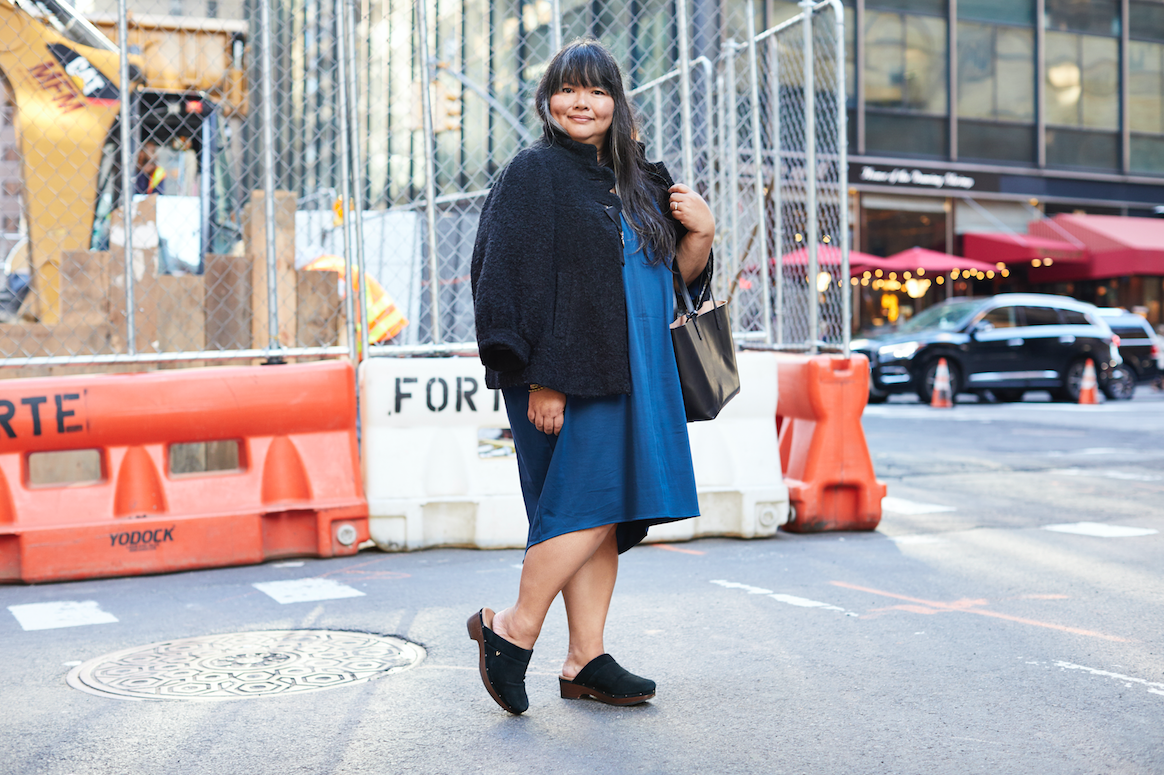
top-left (0, 0), bottom-right (850, 376)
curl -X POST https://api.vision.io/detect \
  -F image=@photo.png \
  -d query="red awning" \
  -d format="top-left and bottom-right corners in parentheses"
top-left (1027, 214), bottom-right (1164, 280)
top-left (962, 232), bottom-right (1087, 264)
top-left (779, 245), bottom-right (887, 276)
top-left (881, 246), bottom-right (999, 275)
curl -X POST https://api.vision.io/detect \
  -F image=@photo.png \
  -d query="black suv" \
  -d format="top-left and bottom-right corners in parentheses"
top-left (853, 294), bottom-right (1122, 403)
top-left (1095, 307), bottom-right (1164, 390)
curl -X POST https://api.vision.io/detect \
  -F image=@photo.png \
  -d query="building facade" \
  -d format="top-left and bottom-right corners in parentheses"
top-left (843, 0), bottom-right (1164, 329)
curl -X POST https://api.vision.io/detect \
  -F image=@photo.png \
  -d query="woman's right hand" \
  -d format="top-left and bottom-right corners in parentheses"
top-left (528, 387), bottom-right (566, 435)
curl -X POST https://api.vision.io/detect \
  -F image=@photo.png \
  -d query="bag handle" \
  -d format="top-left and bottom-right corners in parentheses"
top-left (671, 249), bottom-right (714, 322)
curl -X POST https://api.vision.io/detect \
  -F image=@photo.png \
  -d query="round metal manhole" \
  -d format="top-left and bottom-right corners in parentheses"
top-left (67, 630), bottom-right (425, 701)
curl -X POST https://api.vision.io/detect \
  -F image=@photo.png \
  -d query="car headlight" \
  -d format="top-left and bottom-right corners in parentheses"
top-left (878, 341), bottom-right (921, 360)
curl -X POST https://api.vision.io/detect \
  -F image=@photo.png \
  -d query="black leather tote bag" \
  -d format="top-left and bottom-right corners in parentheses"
top-left (670, 258), bottom-right (740, 422)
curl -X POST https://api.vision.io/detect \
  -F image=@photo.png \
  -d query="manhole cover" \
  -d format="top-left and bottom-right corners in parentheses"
top-left (67, 630), bottom-right (425, 701)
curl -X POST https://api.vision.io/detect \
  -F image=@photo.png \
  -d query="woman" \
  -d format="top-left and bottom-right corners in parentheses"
top-left (468, 38), bottom-right (714, 715)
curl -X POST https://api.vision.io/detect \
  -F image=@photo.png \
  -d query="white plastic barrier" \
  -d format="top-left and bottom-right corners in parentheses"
top-left (647, 350), bottom-right (788, 543)
top-left (359, 351), bottom-right (787, 551)
top-left (360, 357), bottom-right (526, 550)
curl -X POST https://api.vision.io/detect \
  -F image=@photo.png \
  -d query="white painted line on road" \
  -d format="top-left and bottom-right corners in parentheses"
top-left (710, 580), bottom-right (773, 594)
top-left (1054, 661), bottom-right (1164, 699)
top-left (769, 593), bottom-right (847, 611)
top-left (1045, 448), bottom-right (1129, 457)
top-left (1047, 468), bottom-right (1163, 482)
top-left (1042, 522), bottom-right (1159, 538)
top-left (8, 601), bottom-right (118, 631)
top-left (271, 561), bottom-right (305, 567)
top-left (710, 580), bottom-right (857, 615)
top-left (882, 497), bottom-right (957, 515)
top-left (889, 535), bottom-right (947, 545)
top-left (863, 407), bottom-right (993, 422)
top-left (252, 578), bottom-right (366, 604)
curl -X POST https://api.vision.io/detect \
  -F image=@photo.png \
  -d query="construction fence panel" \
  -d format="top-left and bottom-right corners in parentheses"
top-left (710, 0), bottom-right (848, 351)
top-left (0, 0), bottom-right (351, 374)
top-left (0, 0), bottom-right (849, 372)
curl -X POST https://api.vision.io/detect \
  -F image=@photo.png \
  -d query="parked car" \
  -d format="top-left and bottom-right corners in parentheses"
top-left (1094, 307), bottom-right (1164, 392)
top-left (852, 293), bottom-right (1123, 404)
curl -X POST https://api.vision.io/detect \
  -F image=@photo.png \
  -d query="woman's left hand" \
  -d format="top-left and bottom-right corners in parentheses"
top-left (668, 184), bottom-right (714, 237)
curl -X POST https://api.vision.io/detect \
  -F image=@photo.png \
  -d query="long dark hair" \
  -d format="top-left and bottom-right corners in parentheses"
top-left (535, 38), bottom-right (676, 264)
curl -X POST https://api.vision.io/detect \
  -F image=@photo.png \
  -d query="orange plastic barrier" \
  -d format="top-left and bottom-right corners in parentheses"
top-left (775, 353), bottom-right (886, 533)
top-left (0, 361), bottom-right (367, 583)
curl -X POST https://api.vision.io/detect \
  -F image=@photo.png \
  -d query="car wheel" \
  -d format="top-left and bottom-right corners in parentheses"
top-left (993, 389), bottom-right (1025, 403)
top-left (1102, 367), bottom-right (1135, 401)
top-left (917, 358), bottom-right (961, 404)
top-left (1053, 359), bottom-right (1086, 402)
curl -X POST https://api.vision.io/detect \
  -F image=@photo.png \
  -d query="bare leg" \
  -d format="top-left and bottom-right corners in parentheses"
top-left (560, 527), bottom-right (618, 679)
top-left (492, 524), bottom-right (615, 651)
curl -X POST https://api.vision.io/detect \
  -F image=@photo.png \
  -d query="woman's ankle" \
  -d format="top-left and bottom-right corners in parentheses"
top-left (492, 607), bottom-right (538, 650)
top-left (561, 646), bottom-right (604, 680)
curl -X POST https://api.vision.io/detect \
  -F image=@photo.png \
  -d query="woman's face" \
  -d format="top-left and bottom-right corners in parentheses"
top-left (549, 82), bottom-right (614, 153)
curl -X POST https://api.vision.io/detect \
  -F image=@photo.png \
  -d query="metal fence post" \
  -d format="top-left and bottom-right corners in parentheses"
top-left (714, 72), bottom-right (727, 301)
top-left (416, 0), bottom-right (441, 344)
top-left (701, 57), bottom-right (714, 197)
top-left (769, 35), bottom-right (783, 345)
top-left (116, 0), bottom-right (134, 357)
top-left (335, 0), bottom-right (359, 362)
top-left (676, 0), bottom-right (694, 183)
top-left (745, 0), bottom-right (772, 345)
top-left (653, 85), bottom-right (664, 162)
top-left (832, 0), bottom-right (850, 356)
top-left (345, 0), bottom-right (370, 360)
top-left (259, 0), bottom-right (280, 352)
top-left (725, 44), bottom-right (741, 332)
top-left (550, 0), bottom-right (562, 52)
top-left (800, 0), bottom-right (817, 355)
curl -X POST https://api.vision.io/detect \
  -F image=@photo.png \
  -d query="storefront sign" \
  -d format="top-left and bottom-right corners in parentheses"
top-left (850, 163), bottom-right (1000, 193)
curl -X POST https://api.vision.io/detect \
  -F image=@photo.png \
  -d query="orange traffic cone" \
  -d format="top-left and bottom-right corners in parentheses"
top-left (1078, 358), bottom-right (1098, 404)
top-left (931, 358), bottom-right (954, 408)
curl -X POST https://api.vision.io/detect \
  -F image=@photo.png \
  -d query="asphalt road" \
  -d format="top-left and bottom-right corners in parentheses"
top-left (1, 388), bottom-right (1162, 774)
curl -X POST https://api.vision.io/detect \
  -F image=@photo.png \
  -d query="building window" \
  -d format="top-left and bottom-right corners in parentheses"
top-left (959, 0), bottom-right (1034, 26)
top-left (864, 5), bottom-right (948, 157)
top-left (1044, 29), bottom-right (1119, 169)
top-left (1131, 0), bottom-right (1164, 41)
top-left (957, 14), bottom-right (1035, 163)
top-left (1045, 33), bottom-right (1118, 130)
top-left (1045, 0), bottom-right (1121, 37)
top-left (1130, 2), bottom-right (1164, 175)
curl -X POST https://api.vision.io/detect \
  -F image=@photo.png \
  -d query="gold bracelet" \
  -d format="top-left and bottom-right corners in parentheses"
top-left (528, 384), bottom-right (545, 393)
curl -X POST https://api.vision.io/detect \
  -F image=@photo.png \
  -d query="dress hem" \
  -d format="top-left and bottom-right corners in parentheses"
top-left (526, 510), bottom-right (701, 554)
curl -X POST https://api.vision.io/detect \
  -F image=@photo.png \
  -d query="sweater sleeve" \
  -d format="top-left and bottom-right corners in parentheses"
top-left (471, 151), bottom-right (555, 374)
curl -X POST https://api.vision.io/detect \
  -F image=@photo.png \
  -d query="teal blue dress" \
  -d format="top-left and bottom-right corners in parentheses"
top-left (503, 214), bottom-right (700, 554)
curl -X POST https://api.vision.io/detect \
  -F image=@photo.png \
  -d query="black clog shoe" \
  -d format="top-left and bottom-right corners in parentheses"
top-left (467, 608), bottom-right (533, 714)
top-left (559, 653), bottom-right (655, 705)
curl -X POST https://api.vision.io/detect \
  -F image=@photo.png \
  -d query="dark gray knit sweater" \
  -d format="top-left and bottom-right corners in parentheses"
top-left (471, 134), bottom-right (695, 397)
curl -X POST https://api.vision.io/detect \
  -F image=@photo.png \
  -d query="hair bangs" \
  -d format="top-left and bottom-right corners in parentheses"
top-left (545, 42), bottom-right (620, 93)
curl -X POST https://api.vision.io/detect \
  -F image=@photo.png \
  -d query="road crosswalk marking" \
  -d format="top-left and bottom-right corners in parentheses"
top-left (882, 497), bottom-right (956, 515)
top-left (1047, 468), bottom-right (1162, 482)
top-left (7, 601), bottom-right (119, 631)
top-left (252, 578), bottom-right (366, 604)
top-left (1042, 522), bottom-right (1158, 538)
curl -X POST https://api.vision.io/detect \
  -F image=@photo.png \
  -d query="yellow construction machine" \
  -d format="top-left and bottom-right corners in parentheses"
top-left (0, 0), bottom-right (245, 325)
